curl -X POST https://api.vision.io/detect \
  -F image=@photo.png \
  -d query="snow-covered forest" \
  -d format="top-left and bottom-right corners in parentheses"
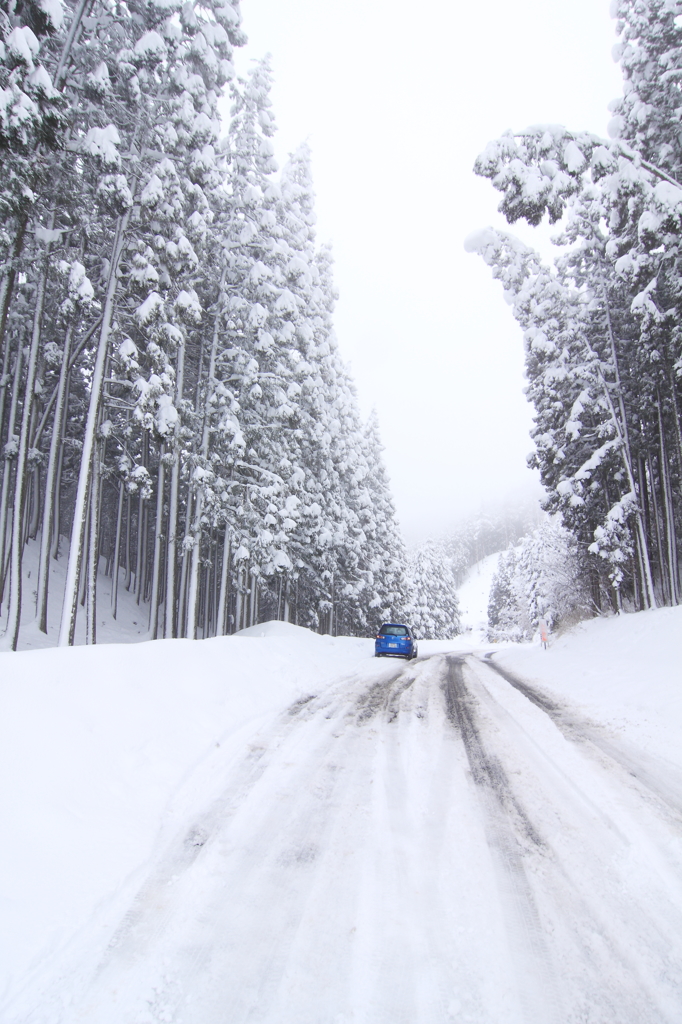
top-left (468, 0), bottom-right (682, 617)
top-left (0, 0), bottom-right (413, 649)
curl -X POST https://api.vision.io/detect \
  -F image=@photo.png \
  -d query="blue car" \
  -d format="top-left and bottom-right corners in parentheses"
top-left (375, 623), bottom-right (418, 660)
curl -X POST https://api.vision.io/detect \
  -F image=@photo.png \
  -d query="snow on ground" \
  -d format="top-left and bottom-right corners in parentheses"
top-left (493, 603), bottom-right (682, 770)
top-left (456, 551), bottom-right (500, 636)
top-left (0, 535), bottom-right (157, 651)
top-left (0, 626), bottom-right (385, 1013)
top-left (2, 611), bottom-right (682, 1023)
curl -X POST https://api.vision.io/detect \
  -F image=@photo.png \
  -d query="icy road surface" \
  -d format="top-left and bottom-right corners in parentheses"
top-left (19, 652), bottom-right (682, 1024)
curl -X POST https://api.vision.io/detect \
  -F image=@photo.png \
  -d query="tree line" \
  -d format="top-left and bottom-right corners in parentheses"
top-left (0, 0), bottom-right (408, 648)
top-left (468, 0), bottom-right (682, 616)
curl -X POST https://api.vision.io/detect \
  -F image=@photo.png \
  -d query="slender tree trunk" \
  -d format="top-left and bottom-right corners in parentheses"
top-left (647, 452), bottom-right (667, 604)
top-left (216, 527), bottom-right (230, 636)
top-left (54, 0), bottom-right (95, 87)
top-left (86, 448), bottom-right (100, 644)
top-left (186, 273), bottom-right (225, 639)
top-left (0, 336), bottom-right (12, 451)
top-left (4, 228), bottom-right (54, 649)
top-left (37, 324), bottom-right (73, 632)
top-left (51, 371), bottom-right (71, 561)
top-left (28, 468), bottom-right (41, 540)
top-left (134, 491), bottom-right (144, 604)
top-left (0, 341), bottom-right (23, 610)
top-left (32, 315), bottom-right (102, 451)
top-left (124, 493), bottom-right (133, 590)
top-left (658, 394), bottom-right (679, 604)
top-left (51, 444), bottom-right (64, 559)
top-left (134, 431), bottom-right (148, 605)
top-left (80, 494), bottom-right (90, 609)
top-left (668, 364), bottom-right (682, 477)
top-left (149, 445), bottom-right (165, 638)
top-left (164, 343), bottom-right (184, 638)
top-left (186, 487), bottom-right (204, 638)
top-left (283, 579), bottom-right (290, 623)
top-left (211, 533), bottom-right (218, 636)
top-left (177, 489), bottom-right (193, 638)
top-left (235, 569), bottom-right (244, 632)
top-left (599, 273), bottom-right (657, 608)
top-left (202, 552), bottom-right (210, 638)
top-left (58, 203), bottom-right (133, 647)
top-left (0, 218), bottom-right (28, 374)
top-left (164, 454), bottom-right (179, 637)
top-left (111, 479), bottom-right (124, 620)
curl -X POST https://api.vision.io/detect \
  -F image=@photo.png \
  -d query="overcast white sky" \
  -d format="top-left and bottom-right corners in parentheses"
top-left (228, 0), bottom-right (623, 541)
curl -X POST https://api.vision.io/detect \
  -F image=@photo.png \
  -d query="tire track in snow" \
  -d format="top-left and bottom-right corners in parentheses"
top-left (481, 653), bottom-right (682, 821)
top-left (45, 660), bottom-right (415, 1024)
top-left (465, 653), bottom-right (682, 1024)
top-left (441, 655), bottom-right (561, 1024)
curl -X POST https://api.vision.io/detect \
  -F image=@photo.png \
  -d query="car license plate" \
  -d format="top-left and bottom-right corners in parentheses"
top-left (388, 643), bottom-right (397, 648)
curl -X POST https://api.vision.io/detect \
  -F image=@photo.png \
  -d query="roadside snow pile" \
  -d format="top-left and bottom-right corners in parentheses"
top-left (494, 604), bottom-right (682, 769)
top-left (456, 551), bottom-right (500, 635)
top-left (0, 626), bottom-right (373, 1005)
top-left (237, 620), bottom-right (326, 639)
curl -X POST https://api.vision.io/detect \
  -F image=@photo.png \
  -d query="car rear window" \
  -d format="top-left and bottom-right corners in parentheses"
top-left (380, 625), bottom-right (408, 636)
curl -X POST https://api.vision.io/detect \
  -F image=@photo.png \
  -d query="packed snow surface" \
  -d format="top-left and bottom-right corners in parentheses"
top-left (1, 612), bottom-right (682, 1023)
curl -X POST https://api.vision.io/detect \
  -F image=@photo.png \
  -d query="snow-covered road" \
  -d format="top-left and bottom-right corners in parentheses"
top-left (21, 650), bottom-right (682, 1024)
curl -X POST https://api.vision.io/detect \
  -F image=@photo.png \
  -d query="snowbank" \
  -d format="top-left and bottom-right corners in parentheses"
top-left (493, 604), bottom-right (682, 768)
top-left (0, 625), bottom-right (374, 1003)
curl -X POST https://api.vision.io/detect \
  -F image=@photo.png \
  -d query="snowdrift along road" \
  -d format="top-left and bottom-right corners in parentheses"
top-left (1, 615), bottom-right (682, 1023)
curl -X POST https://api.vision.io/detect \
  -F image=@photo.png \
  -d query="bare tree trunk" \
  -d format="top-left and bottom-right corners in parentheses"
top-left (646, 452), bottom-right (667, 604)
top-left (283, 579), bottom-right (290, 623)
top-left (86, 448), bottom-right (100, 644)
top-left (111, 479), bottom-right (124, 620)
top-left (658, 394), bottom-right (679, 605)
top-left (186, 487), bottom-right (204, 639)
top-left (37, 323), bottom-right (73, 632)
top-left (149, 445), bottom-right (165, 638)
top-left (216, 527), bottom-right (230, 636)
top-left (32, 315), bottom-right (102, 451)
top-left (600, 274), bottom-right (657, 608)
top-left (53, 0), bottom-right (95, 87)
top-left (134, 491), bottom-right (144, 605)
top-left (51, 371), bottom-right (71, 561)
top-left (234, 569), bottom-right (244, 633)
top-left (0, 218), bottom-right (28, 373)
top-left (164, 455), bottom-right (179, 637)
top-left (0, 342), bottom-right (23, 611)
top-left (186, 272), bottom-right (225, 639)
top-left (4, 229), bottom-right (54, 649)
top-left (177, 489), bottom-right (193, 638)
top-left (201, 551), bottom-right (210, 639)
top-left (0, 336), bottom-right (12, 449)
top-left (28, 467), bottom-right (41, 540)
top-left (58, 203), bottom-right (133, 647)
top-left (51, 440), bottom-right (64, 560)
top-left (124, 493), bottom-right (133, 590)
top-left (164, 344), bottom-right (184, 638)
top-left (80, 494), bottom-right (90, 609)
top-left (211, 533), bottom-right (219, 636)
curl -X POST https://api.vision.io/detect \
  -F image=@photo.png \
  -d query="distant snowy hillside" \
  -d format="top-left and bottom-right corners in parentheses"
top-left (456, 552), bottom-right (500, 635)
